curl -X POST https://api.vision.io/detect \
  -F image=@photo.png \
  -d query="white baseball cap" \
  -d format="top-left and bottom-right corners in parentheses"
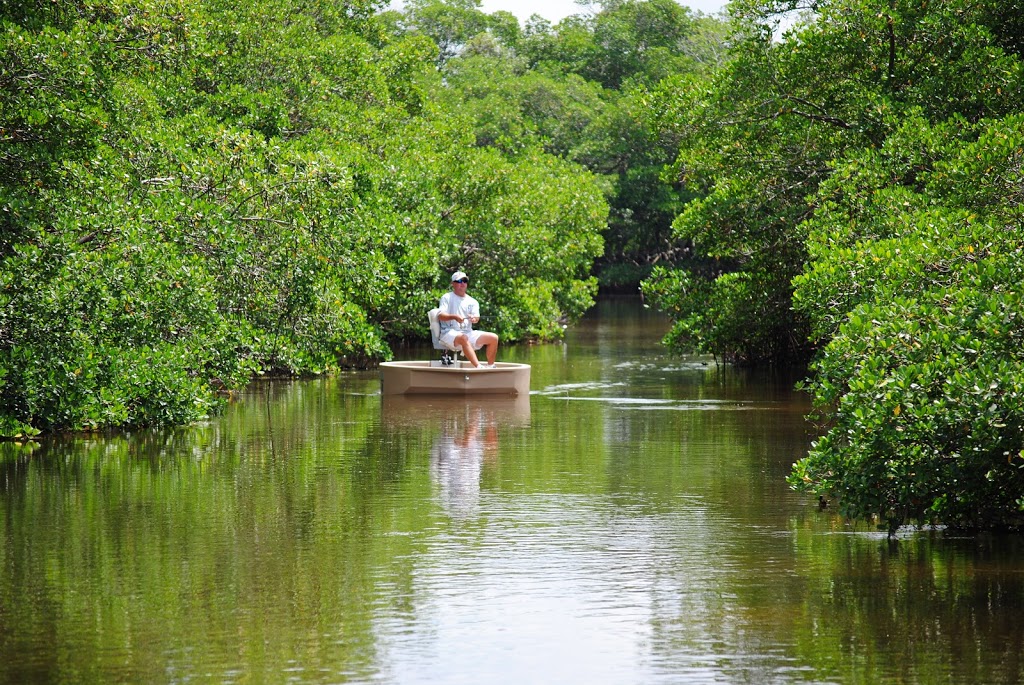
top-left (451, 271), bottom-right (468, 282)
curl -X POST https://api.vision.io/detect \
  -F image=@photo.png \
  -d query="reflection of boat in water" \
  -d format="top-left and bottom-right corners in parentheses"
top-left (430, 410), bottom-right (497, 517)
top-left (379, 361), bottom-right (531, 397)
top-left (381, 395), bottom-right (531, 518)
top-left (380, 394), bottom-right (531, 427)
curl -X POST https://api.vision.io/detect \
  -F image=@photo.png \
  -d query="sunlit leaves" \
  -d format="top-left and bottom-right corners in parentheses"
top-left (646, 0), bottom-right (1024, 369)
top-left (0, 0), bottom-right (609, 435)
top-left (628, 0), bottom-right (1024, 528)
top-left (790, 100), bottom-right (1024, 532)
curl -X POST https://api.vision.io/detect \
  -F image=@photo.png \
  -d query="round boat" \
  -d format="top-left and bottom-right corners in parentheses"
top-left (380, 360), bottom-right (531, 396)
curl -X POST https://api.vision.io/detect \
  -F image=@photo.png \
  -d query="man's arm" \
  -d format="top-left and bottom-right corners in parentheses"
top-left (437, 294), bottom-right (464, 323)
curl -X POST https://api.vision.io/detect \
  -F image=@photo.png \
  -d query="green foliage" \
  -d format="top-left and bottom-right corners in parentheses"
top-left (0, 228), bottom-right (255, 430)
top-left (791, 280), bottom-right (1024, 532)
top-left (643, 0), bottom-right (1024, 362)
top-left (423, 1), bottom-right (724, 289)
top-left (644, 0), bottom-right (1024, 366)
top-left (790, 113), bottom-right (1024, 532)
top-left (587, 81), bottom-right (699, 277)
top-left (450, 148), bottom-right (606, 338)
top-left (647, 258), bottom-right (806, 364)
top-left (517, 0), bottom-right (700, 89)
top-left (443, 55), bottom-right (608, 158)
top-left (0, 18), bottom-right (105, 188)
top-left (641, 58), bottom-right (826, 362)
top-left (398, 0), bottom-right (504, 63)
top-left (0, 0), bottom-right (607, 435)
top-left (627, 0), bottom-right (1024, 529)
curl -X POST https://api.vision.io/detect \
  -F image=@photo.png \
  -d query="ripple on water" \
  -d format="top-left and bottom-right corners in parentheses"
top-left (532, 381), bottom-right (628, 395)
top-left (369, 492), bottom-right (779, 685)
top-left (540, 395), bottom-right (773, 411)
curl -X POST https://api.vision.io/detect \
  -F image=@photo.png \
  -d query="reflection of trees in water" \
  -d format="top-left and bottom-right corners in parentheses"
top-left (430, 406), bottom-right (500, 518)
top-left (776, 531), bottom-right (1024, 683)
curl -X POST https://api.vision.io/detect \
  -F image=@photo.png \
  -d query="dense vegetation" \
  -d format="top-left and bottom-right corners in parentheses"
top-left (392, 0), bottom-right (730, 287)
top-left (0, 0), bottom-right (606, 435)
top-left (4, 0), bottom-right (1024, 532)
top-left (642, 0), bottom-right (1024, 531)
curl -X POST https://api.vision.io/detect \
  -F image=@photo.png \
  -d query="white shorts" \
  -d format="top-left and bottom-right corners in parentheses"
top-left (440, 329), bottom-right (485, 350)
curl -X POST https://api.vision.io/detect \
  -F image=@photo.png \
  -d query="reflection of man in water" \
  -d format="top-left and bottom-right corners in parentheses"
top-left (430, 409), bottom-right (499, 518)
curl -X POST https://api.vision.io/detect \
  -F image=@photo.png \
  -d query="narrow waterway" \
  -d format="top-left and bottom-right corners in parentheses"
top-left (2, 296), bottom-right (1023, 684)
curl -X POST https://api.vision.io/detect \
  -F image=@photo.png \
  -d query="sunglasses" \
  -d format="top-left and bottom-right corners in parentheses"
top-left (452, 278), bottom-right (468, 284)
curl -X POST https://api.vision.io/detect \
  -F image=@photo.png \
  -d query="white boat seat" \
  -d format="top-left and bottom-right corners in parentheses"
top-left (428, 307), bottom-right (460, 366)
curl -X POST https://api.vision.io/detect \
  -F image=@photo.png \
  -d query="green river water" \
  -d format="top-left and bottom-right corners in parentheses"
top-left (2, 296), bottom-right (1023, 684)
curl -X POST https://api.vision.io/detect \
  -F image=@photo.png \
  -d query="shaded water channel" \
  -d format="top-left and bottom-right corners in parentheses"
top-left (3, 296), bottom-right (1024, 684)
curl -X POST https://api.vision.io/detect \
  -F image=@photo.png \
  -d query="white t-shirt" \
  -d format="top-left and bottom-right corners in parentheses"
top-left (438, 291), bottom-right (480, 335)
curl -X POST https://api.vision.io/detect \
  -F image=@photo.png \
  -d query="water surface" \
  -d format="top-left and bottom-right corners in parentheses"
top-left (2, 297), bottom-right (1023, 684)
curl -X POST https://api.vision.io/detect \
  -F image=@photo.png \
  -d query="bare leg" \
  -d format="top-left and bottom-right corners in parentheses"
top-left (455, 335), bottom-right (481, 366)
top-left (476, 332), bottom-right (499, 365)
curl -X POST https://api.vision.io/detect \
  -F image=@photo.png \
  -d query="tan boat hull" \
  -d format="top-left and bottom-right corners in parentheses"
top-left (379, 361), bottom-right (531, 396)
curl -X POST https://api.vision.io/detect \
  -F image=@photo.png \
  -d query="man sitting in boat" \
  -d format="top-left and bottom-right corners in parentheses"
top-left (438, 270), bottom-right (500, 368)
